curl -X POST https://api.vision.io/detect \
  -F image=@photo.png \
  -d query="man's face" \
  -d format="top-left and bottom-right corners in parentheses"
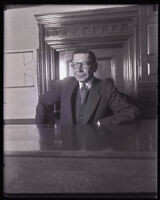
top-left (72, 53), bottom-right (97, 83)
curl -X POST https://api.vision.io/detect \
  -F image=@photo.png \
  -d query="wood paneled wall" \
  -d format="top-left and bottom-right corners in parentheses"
top-left (137, 5), bottom-right (158, 118)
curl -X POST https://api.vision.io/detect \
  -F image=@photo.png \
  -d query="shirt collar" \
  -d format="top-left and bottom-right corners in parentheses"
top-left (79, 78), bottom-right (93, 89)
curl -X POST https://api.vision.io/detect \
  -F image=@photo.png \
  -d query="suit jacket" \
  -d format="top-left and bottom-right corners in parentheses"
top-left (35, 77), bottom-right (140, 125)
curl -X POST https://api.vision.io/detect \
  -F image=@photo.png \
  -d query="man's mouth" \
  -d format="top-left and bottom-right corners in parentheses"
top-left (75, 73), bottom-right (86, 77)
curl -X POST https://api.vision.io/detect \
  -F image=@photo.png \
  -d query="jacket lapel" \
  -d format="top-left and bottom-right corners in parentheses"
top-left (84, 78), bottom-right (102, 123)
top-left (67, 78), bottom-right (79, 123)
top-left (68, 78), bottom-right (78, 97)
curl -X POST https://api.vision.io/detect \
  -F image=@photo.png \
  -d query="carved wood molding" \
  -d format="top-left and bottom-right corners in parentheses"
top-left (50, 42), bottom-right (124, 52)
top-left (44, 21), bottom-right (133, 40)
top-left (46, 34), bottom-right (129, 44)
top-left (36, 7), bottom-right (138, 54)
top-left (35, 6), bottom-right (139, 25)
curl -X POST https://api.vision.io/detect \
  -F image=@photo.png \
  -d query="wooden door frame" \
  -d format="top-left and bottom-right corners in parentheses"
top-left (35, 6), bottom-right (140, 97)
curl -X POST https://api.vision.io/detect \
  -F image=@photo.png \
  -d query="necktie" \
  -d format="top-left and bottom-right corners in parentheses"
top-left (80, 83), bottom-right (88, 104)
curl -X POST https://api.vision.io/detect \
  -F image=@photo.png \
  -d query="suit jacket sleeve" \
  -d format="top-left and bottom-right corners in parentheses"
top-left (35, 82), bottom-right (61, 124)
top-left (99, 80), bottom-right (140, 126)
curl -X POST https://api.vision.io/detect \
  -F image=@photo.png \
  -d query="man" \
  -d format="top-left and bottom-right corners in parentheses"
top-left (35, 49), bottom-right (140, 126)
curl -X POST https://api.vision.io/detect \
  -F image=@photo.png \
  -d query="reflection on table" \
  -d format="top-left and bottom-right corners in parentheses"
top-left (4, 120), bottom-right (157, 157)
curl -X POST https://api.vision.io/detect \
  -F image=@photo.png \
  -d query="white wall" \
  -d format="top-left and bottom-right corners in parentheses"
top-left (4, 50), bottom-right (39, 120)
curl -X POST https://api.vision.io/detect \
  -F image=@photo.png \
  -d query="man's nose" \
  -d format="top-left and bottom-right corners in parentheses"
top-left (77, 64), bottom-right (83, 71)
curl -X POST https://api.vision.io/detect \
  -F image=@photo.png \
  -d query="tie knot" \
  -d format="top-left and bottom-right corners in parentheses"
top-left (81, 83), bottom-right (87, 90)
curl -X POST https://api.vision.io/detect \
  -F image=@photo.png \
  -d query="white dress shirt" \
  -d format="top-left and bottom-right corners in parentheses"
top-left (79, 78), bottom-right (93, 90)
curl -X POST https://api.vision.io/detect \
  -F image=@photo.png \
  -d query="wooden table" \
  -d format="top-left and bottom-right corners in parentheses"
top-left (3, 120), bottom-right (157, 198)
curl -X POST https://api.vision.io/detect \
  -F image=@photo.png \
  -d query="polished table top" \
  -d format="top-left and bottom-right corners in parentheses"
top-left (3, 120), bottom-right (157, 196)
top-left (4, 120), bottom-right (157, 158)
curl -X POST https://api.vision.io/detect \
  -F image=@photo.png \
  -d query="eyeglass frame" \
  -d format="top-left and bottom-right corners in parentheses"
top-left (71, 62), bottom-right (91, 70)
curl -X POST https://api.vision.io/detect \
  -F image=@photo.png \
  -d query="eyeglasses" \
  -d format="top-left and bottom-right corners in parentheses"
top-left (71, 62), bottom-right (90, 70)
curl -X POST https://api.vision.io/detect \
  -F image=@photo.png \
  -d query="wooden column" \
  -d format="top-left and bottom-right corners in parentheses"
top-left (38, 24), bottom-right (46, 94)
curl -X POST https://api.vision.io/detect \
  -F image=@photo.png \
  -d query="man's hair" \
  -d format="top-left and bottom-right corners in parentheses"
top-left (72, 49), bottom-right (96, 63)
